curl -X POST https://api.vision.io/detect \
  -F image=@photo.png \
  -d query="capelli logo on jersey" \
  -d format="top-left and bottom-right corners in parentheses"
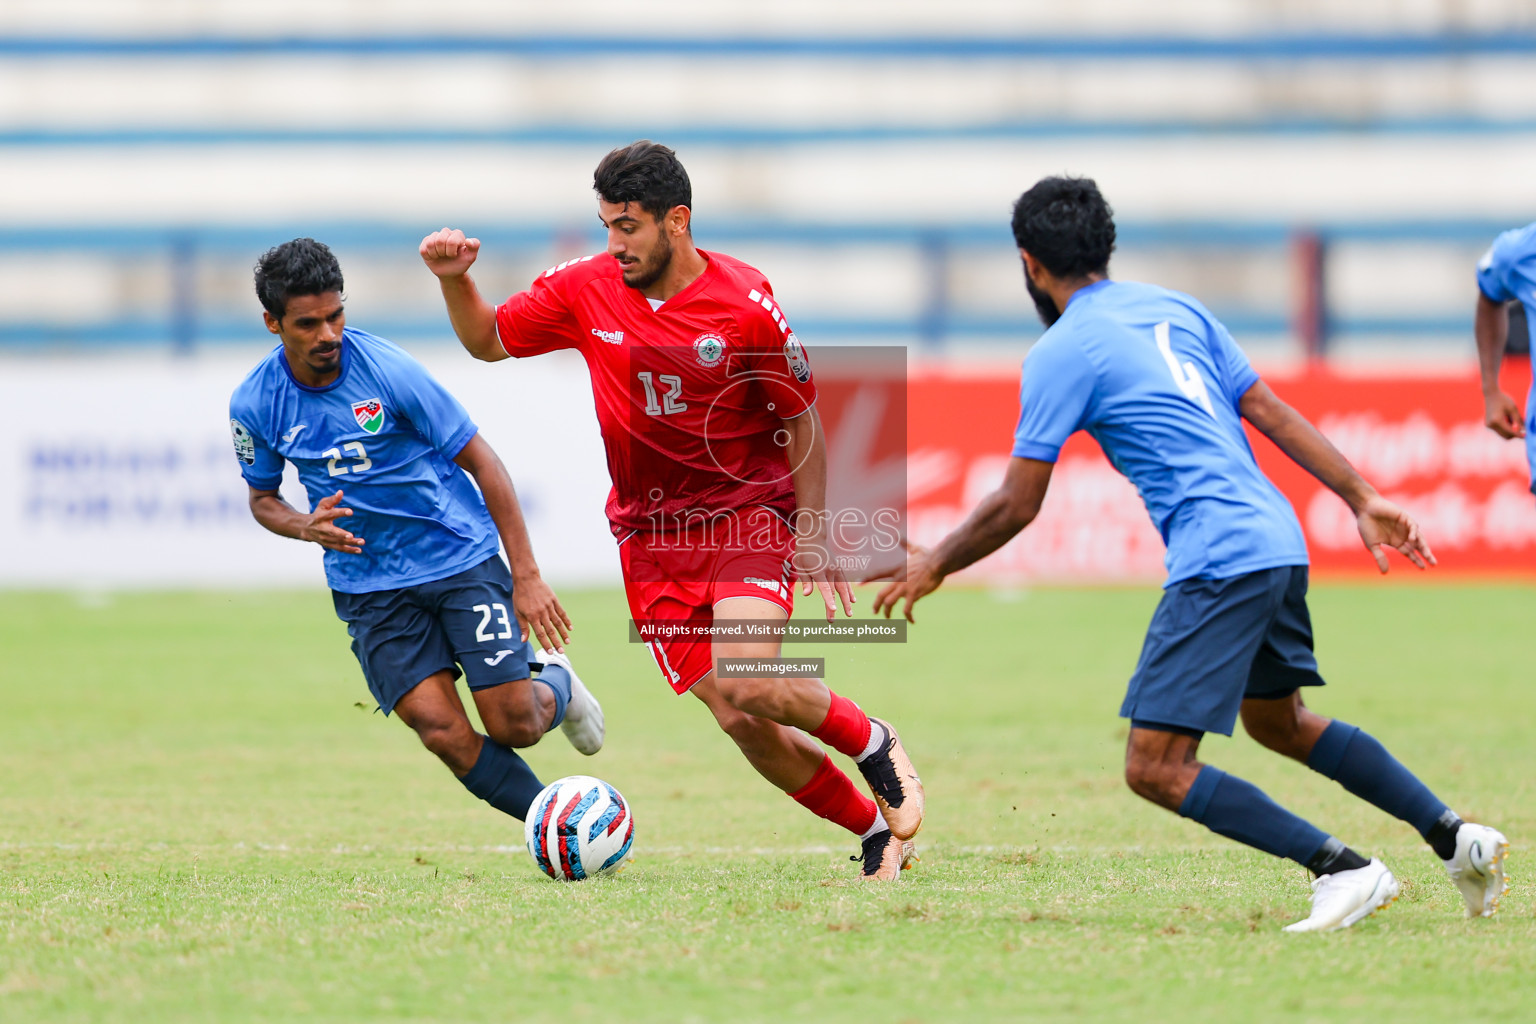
top-left (591, 327), bottom-right (625, 345)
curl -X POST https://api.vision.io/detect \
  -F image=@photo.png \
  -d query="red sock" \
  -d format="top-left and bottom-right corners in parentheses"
top-left (789, 755), bottom-right (879, 836)
top-left (810, 691), bottom-right (873, 758)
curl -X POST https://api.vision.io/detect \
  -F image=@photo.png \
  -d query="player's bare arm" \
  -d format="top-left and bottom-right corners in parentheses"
top-left (1475, 290), bottom-right (1525, 439)
top-left (1238, 380), bottom-right (1434, 572)
top-left (420, 227), bottom-right (506, 362)
top-left (870, 457), bottom-right (1054, 622)
top-left (783, 407), bottom-right (854, 620)
top-left (452, 432), bottom-right (572, 653)
top-left (248, 487), bottom-right (363, 554)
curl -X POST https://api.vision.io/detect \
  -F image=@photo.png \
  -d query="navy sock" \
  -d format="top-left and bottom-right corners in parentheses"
top-left (1306, 721), bottom-right (1457, 850)
top-left (459, 736), bottom-right (544, 820)
top-left (1178, 765), bottom-right (1332, 866)
top-left (533, 661), bottom-right (572, 730)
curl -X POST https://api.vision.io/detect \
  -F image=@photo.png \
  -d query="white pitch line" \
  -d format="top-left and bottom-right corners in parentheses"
top-left (0, 841), bottom-right (1424, 858)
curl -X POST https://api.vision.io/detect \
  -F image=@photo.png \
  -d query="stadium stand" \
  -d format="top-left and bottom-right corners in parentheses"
top-left (2, 2), bottom-right (1535, 358)
top-left (3, 2), bottom-right (1535, 591)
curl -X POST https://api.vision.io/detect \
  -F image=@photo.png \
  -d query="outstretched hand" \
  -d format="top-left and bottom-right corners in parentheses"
top-left (794, 538), bottom-right (855, 622)
top-left (419, 227), bottom-right (481, 278)
top-left (302, 490), bottom-right (364, 554)
top-left (865, 541), bottom-right (944, 623)
top-left (1356, 495), bottom-right (1435, 573)
top-left (513, 574), bottom-right (573, 654)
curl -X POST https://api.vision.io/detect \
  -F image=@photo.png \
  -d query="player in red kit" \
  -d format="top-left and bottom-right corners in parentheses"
top-left (420, 140), bottom-right (924, 880)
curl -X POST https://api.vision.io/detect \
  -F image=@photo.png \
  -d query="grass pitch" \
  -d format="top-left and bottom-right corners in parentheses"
top-left (1, 583), bottom-right (1532, 1023)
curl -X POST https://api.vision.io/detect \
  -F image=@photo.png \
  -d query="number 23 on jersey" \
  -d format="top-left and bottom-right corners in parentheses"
top-left (324, 441), bottom-right (372, 476)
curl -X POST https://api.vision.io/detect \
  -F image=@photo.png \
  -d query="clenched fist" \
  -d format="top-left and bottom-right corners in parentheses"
top-left (420, 227), bottom-right (481, 279)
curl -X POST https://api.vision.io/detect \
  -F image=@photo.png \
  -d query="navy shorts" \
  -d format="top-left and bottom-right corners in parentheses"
top-left (332, 554), bottom-right (537, 715)
top-left (1119, 565), bottom-right (1325, 737)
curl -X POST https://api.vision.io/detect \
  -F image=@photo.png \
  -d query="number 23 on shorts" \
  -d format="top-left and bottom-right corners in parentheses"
top-left (473, 602), bottom-right (514, 642)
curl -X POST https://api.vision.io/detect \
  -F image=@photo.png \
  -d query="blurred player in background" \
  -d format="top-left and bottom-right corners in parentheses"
top-left (228, 238), bottom-right (603, 825)
top-left (1473, 222), bottom-right (1535, 494)
top-left (420, 141), bottom-right (924, 881)
top-left (873, 178), bottom-right (1510, 930)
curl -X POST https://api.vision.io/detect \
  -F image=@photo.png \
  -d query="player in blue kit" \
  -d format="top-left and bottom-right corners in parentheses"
top-left (1473, 222), bottom-right (1536, 494)
top-left (228, 238), bottom-right (604, 823)
top-left (873, 178), bottom-right (1510, 931)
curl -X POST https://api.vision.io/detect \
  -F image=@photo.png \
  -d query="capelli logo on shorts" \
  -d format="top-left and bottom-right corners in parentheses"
top-left (744, 576), bottom-right (789, 599)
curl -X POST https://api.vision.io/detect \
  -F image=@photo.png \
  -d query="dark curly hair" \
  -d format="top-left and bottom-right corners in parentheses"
top-left (254, 238), bottom-right (345, 320)
top-left (593, 140), bottom-right (693, 225)
top-left (1010, 176), bottom-right (1116, 279)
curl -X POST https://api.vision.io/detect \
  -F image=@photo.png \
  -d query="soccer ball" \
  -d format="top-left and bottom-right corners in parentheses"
top-left (524, 775), bottom-right (635, 880)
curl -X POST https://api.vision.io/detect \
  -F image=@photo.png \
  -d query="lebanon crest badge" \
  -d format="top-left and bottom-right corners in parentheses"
top-left (693, 332), bottom-right (726, 368)
top-left (351, 398), bottom-right (385, 434)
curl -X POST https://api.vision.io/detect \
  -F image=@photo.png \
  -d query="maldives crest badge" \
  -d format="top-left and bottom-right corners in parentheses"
top-left (351, 398), bottom-right (385, 434)
top-left (693, 332), bottom-right (726, 368)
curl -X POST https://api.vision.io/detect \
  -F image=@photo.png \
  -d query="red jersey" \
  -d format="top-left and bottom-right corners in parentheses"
top-left (495, 250), bottom-right (818, 534)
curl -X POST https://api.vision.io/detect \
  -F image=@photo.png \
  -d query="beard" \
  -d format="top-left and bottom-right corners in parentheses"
top-left (306, 342), bottom-right (342, 373)
top-left (621, 233), bottom-right (674, 291)
top-left (1024, 269), bottom-right (1061, 328)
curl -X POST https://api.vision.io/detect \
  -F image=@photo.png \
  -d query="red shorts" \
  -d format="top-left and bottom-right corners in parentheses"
top-left (620, 508), bottom-right (796, 694)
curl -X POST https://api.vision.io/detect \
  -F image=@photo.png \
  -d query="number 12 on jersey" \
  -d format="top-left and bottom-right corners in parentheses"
top-left (1154, 321), bottom-right (1216, 417)
top-left (637, 372), bottom-right (687, 416)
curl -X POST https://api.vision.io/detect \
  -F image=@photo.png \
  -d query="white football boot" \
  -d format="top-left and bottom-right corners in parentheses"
top-left (1283, 858), bottom-right (1400, 933)
top-left (536, 649), bottom-right (604, 756)
top-left (1443, 823), bottom-right (1510, 918)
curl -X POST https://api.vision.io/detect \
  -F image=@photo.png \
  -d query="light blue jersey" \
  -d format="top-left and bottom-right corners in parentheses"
top-left (1475, 223), bottom-right (1536, 494)
top-left (1012, 279), bottom-right (1308, 585)
top-left (229, 327), bottom-right (499, 593)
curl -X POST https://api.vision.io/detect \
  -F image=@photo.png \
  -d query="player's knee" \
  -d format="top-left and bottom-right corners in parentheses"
top-left (475, 681), bottom-right (549, 750)
top-left (1241, 713), bottom-right (1291, 753)
top-left (1241, 702), bottom-right (1308, 758)
top-left (1123, 755), bottom-right (1180, 807)
top-left (485, 718), bottom-right (543, 750)
top-left (715, 675), bottom-right (783, 718)
top-left (714, 705), bottom-right (778, 758)
top-left (413, 714), bottom-right (477, 767)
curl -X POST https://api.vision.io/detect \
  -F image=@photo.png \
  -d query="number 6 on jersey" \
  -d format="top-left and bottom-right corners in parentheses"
top-left (1155, 321), bottom-right (1216, 417)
